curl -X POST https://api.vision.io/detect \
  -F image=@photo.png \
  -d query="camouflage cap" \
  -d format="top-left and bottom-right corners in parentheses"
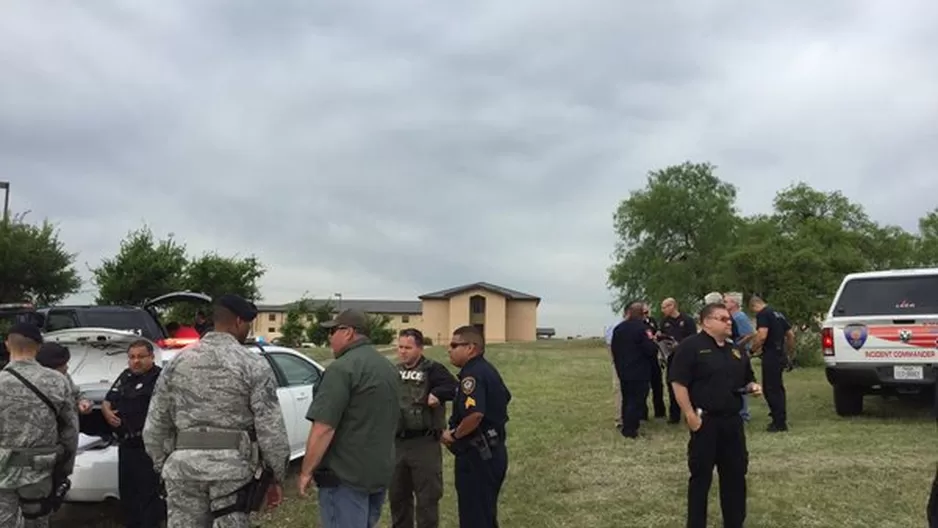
top-left (320, 309), bottom-right (367, 331)
top-left (7, 322), bottom-right (43, 344)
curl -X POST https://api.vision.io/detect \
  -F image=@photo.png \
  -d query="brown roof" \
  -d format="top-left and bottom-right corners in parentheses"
top-left (256, 299), bottom-right (422, 315)
top-left (418, 282), bottom-right (540, 303)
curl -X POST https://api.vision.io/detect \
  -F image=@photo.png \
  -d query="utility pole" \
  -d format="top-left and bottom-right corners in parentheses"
top-left (334, 292), bottom-right (342, 311)
top-left (0, 181), bottom-right (8, 223)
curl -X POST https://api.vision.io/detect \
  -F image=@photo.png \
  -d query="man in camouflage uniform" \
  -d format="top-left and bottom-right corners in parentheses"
top-left (390, 328), bottom-right (458, 528)
top-left (36, 343), bottom-right (93, 415)
top-left (0, 323), bottom-right (79, 528)
top-left (143, 294), bottom-right (290, 528)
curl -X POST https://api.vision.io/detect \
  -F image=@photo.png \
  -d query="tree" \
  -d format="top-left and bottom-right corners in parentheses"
top-left (917, 209), bottom-right (938, 266)
top-left (278, 299), bottom-right (310, 347)
top-left (0, 213), bottom-right (82, 305)
top-left (305, 301), bottom-right (336, 347)
top-left (166, 253), bottom-right (266, 322)
top-left (92, 226), bottom-right (188, 305)
top-left (363, 313), bottom-right (395, 345)
top-left (607, 161), bottom-right (739, 313)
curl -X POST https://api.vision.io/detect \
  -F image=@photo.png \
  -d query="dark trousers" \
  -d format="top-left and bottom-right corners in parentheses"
top-left (647, 360), bottom-right (666, 418)
top-left (666, 355), bottom-right (681, 421)
top-left (454, 444), bottom-right (508, 528)
top-left (390, 435), bottom-right (443, 528)
top-left (928, 464), bottom-right (938, 528)
top-left (761, 351), bottom-right (788, 427)
top-left (118, 442), bottom-right (166, 528)
top-left (620, 379), bottom-right (650, 436)
top-left (686, 414), bottom-right (748, 528)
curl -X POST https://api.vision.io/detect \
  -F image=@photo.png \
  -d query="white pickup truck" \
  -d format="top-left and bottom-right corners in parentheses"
top-left (821, 268), bottom-right (938, 416)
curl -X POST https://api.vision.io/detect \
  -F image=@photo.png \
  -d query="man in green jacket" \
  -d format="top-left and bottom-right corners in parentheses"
top-left (297, 309), bottom-right (401, 528)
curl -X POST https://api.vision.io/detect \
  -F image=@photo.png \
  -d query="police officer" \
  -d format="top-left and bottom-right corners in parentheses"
top-left (659, 298), bottom-right (698, 424)
top-left (668, 303), bottom-right (763, 528)
top-left (640, 303), bottom-right (666, 420)
top-left (441, 325), bottom-right (511, 528)
top-left (749, 295), bottom-right (794, 432)
top-left (101, 339), bottom-right (165, 528)
top-left (143, 294), bottom-right (290, 527)
top-left (390, 328), bottom-right (458, 528)
top-left (0, 323), bottom-right (79, 527)
top-left (610, 301), bottom-right (659, 438)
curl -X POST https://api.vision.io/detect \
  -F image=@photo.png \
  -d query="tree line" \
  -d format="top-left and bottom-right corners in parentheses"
top-left (607, 161), bottom-right (938, 332)
top-left (0, 220), bottom-right (392, 345)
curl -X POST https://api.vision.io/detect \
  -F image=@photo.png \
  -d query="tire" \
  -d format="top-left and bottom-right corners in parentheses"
top-left (833, 384), bottom-right (864, 416)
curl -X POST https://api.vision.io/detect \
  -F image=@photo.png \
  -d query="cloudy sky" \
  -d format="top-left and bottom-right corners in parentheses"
top-left (2, 1), bottom-right (937, 336)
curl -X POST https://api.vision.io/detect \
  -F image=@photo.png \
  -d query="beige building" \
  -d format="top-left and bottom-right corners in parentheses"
top-left (252, 281), bottom-right (544, 345)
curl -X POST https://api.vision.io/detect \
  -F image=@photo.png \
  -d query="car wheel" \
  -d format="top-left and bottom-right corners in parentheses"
top-left (833, 384), bottom-right (864, 416)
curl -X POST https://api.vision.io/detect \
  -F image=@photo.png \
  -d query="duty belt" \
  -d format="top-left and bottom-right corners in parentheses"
top-left (175, 429), bottom-right (252, 450)
top-left (3, 446), bottom-right (58, 467)
top-left (397, 429), bottom-right (439, 440)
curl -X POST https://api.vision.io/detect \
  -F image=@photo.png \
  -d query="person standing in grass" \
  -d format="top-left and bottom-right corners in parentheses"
top-left (723, 292), bottom-right (755, 422)
top-left (669, 302), bottom-right (762, 528)
top-left (604, 312), bottom-right (626, 430)
top-left (298, 309), bottom-right (401, 528)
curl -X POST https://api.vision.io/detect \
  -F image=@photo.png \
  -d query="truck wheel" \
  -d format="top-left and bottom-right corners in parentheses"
top-left (833, 384), bottom-right (864, 416)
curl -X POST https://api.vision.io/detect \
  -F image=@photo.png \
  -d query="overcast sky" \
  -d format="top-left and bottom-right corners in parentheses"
top-left (2, 2), bottom-right (937, 337)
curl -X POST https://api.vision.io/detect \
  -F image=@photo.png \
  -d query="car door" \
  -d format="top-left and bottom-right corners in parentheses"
top-left (265, 352), bottom-right (323, 456)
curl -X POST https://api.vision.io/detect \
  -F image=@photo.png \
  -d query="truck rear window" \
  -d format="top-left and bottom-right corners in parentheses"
top-left (833, 275), bottom-right (938, 316)
top-left (82, 311), bottom-right (161, 340)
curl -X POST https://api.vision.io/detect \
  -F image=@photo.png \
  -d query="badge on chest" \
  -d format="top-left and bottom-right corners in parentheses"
top-left (400, 370), bottom-right (425, 382)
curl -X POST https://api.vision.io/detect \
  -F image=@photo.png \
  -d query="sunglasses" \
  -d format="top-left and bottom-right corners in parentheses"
top-left (448, 341), bottom-right (471, 350)
top-left (328, 325), bottom-right (351, 335)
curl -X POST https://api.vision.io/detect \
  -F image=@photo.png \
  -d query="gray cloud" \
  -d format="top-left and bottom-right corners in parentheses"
top-left (2, 1), bottom-right (937, 335)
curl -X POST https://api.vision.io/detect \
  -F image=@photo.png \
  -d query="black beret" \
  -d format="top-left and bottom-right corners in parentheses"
top-left (37, 342), bottom-right (70, 369)
top-left (214, 294), bottom-right (259, 322)
top-left (7, 322), bottom-right (43, 344)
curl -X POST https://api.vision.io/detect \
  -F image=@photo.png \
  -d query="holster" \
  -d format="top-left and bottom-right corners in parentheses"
top-left (20, 467), bottom-right (71, 520)
top-left (313, 467), bottom-right (341, 488)
top-left (211, 465), bottom-right (275, 519)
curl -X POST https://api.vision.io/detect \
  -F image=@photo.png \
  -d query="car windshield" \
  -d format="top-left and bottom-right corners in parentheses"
top-left (834, 275), bottom-right (938, 316)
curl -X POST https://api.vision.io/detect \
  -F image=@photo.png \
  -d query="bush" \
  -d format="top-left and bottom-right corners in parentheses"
top-left (423, 336), bottom-right (433, 346)
top-left (792, 330), bottom-right (824, 368)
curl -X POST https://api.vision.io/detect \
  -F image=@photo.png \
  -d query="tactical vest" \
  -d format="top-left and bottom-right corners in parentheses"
top-left (398, 357), bottom-right (445, 432)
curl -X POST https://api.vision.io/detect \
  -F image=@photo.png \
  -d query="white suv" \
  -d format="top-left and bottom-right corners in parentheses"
top-left (821, 268), bottom-right (938, 416)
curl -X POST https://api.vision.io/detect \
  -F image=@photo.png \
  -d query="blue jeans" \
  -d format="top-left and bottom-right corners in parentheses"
top-left (318, 484), bottom-right (386, 528)
top-left (740, 394), bottom-right (751, 421)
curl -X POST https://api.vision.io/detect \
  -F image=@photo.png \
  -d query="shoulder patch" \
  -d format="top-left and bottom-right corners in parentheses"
top-left (732, 349), bottom-right (741, 359)
top-left (461, 376), bottom-right (476, 395)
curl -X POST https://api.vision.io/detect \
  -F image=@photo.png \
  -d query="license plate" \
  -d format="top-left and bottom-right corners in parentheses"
top-left (893, 366), bottom-right (924, 380)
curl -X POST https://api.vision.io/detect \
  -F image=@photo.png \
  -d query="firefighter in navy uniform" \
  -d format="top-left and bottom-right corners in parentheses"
top-left (101, 339), bottom-right (165, 528)
top-left (668, 303), bottom-right (763, 528)
top-left (390, 328), bottom-right (459, 528)
top-left (441, 325), bottom-right (511, 528)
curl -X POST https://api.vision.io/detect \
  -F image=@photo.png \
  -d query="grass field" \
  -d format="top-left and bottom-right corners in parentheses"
top-left (56, 339), bottom-right (937, 527)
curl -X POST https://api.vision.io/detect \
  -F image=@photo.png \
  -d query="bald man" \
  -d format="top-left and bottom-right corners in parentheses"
top-left (659, 298), bottom-right (698, 424)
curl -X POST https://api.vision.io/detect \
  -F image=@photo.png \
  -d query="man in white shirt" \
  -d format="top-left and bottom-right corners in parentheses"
top-left (605, 315), bottom-right (625, 429)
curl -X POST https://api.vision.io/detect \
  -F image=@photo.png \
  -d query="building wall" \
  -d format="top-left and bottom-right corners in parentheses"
top-left (445, 289), bottom-right (508, 344)
top-left (506, 300), bottom-right (537, 342)
top-left (420, 300), bottom-right (451, 347)
top-left (250, 311), bottom-right (421, 343)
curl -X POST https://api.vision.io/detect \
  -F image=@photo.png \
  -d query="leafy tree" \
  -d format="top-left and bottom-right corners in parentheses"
top-left (0, 213), bottom-right (82, 305)
top-left (166, 253), bottom-right (266, 322)
top-left (363, 313), bottom-right (394, 345)
top-left (917, 209), bottom-right (938, 266)
top-left (607, 161), bottom-right (739, 312)
top-left (278, 299), bottom-right (310, 347)
top-left (305, 301), bottom-right (336, 347)
top-left (92, 226), bottom-right (188, 305)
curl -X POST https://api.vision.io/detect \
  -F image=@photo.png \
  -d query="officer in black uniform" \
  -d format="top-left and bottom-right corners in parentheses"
top-left (659, 298), bottom-right (699, 424)
top-left (611, 301), bottom-right (659, 438)
top-left (749, 295), bottom-right (794, 432)
top-left (101, 338), bottom-right (165, 528)
top-left (668, 302), bottom-right (763, 528)
top-left (640, 303), bottom-right (666, 420)
top-left (441, 325), bottom-right (511, 528)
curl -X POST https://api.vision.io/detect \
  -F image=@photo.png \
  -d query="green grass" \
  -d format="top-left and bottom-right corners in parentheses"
top-left (55, 339), bottom-right (938, 527)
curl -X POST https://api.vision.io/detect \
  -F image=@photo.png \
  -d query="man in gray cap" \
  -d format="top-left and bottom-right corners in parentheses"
top-left (0, 323), bottom-right (79, 527)
top-left (297, 309), bottom-right (400, 528)
top-left (143, 294), bottom-right (290, 527)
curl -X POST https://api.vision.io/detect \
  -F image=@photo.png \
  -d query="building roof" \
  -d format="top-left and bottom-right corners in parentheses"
top-left (418, 282), bottom-right (541, 303)
top-left (256, 299), bottom-right (422, 315)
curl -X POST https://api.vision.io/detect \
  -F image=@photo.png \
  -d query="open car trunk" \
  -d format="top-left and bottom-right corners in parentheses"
top-left (43, 328), bottom-right (165, 445)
